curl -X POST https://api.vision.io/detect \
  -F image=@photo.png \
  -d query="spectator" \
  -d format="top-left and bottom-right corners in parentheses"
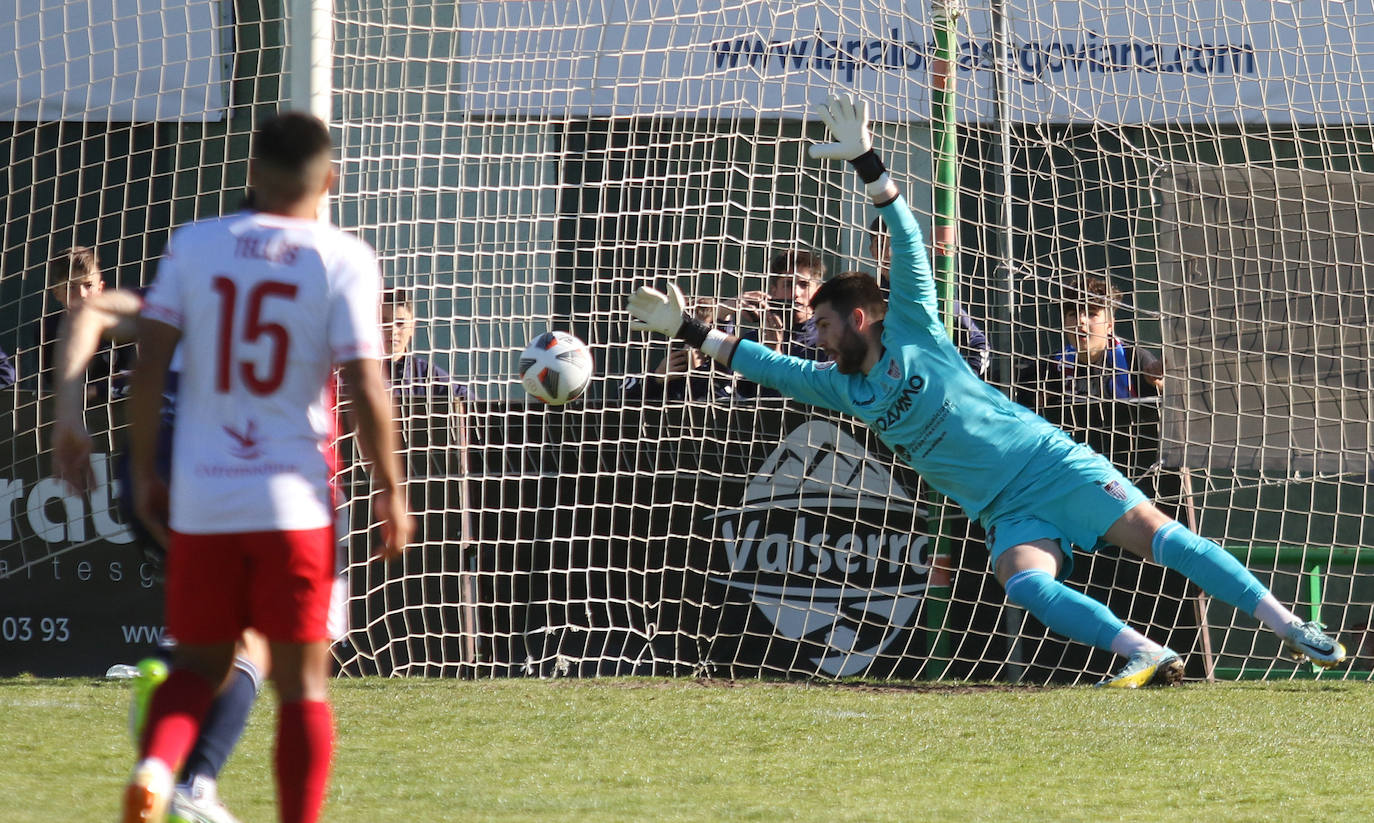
top-left (383, 286), bottom-right (467, 402)
top-left (1027, 274), bottom-right (1164, 408)
top-left (734, 250), bottom-right (826, 358)
top-left (732, 250), bottom-right (829, 399)
top-left (42, 246), bottom-right (131, 399)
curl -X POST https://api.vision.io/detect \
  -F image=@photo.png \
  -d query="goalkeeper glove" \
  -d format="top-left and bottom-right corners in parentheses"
top-left (629, 283), bottom-right (713, 348)
top-left (808, 93), bottom-right (886, 185)
top-left (628, 282), bottom-right (690, 339)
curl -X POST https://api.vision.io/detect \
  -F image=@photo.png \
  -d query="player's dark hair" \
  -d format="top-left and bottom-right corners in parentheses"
top-left (384, 285), bottom-right (415, 311)
top-left (810, 270), bottom-right (885, 316)
top-left (768, 249), bottom-right (826, 280)
top-left (48, 246), bottom-right (101, 287)
top-left (1061, 275), bottom-right (1120, 313)
top-left (867, 215), bottom-right (884, 237)
top-left (252, 112), bottom-right (333, 172)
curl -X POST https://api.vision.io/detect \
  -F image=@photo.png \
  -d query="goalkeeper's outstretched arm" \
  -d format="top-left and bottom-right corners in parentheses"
top-left (811, 93), bottom-right (940, 332)
top-left (626, 282), bottom-right (846, 410)
top-left (626, 282), bottom-right (742, 368)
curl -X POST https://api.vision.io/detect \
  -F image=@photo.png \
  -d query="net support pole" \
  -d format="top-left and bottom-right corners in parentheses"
top-left (924, 0), bottom-right (963, 679)
top-left (286, 2), bottom-right (333, 220)
top-left (987, 0), bottom-right (1025, 684)
top-left (287, 0), bottom-right (333, 123)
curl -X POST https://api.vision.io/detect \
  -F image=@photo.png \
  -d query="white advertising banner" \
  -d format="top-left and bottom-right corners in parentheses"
top-left (0, 0), bottom-right (230, 122)
top-left (460, 0), bottom-right (1374, 124)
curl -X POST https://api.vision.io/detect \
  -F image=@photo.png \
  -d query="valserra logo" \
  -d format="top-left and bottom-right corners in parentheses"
top-left (706, 420), bottom-right (928, 676)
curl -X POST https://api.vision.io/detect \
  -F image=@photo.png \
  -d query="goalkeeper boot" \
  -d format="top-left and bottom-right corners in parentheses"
top-left (1097, 648), bottom-right (1184, 689)
top-left (169, 775), bottom-right (242, 823)
top-left (128, 657), bottom-right (170, 744)
top-left (122, 757), bottom-right (173, 823)
top-left (1281, 621), bottom-right (1346, 669)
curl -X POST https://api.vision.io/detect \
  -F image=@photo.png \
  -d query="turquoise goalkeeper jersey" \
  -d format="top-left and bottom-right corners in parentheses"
top-left (730, 194), bottom-right (1072, 520)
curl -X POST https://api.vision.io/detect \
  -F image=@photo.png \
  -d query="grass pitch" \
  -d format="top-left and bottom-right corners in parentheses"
top-left (3, 676), bottom-right (1370, 822)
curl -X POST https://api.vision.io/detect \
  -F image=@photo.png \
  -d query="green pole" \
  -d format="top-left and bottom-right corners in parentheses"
top-left (1308, 563), bottom-right (1323, 674)
top-left (923, 0), bottom-right (962, 679)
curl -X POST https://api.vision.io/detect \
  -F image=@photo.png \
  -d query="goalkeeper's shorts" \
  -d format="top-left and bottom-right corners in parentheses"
top-left (165, 526), bottom-right (336, 644)
top-left (980, 434), bottom-right (1147, 580)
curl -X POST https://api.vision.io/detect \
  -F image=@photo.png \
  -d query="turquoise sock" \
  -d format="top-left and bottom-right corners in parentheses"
top-left (1003, 569), bottom-right (1126, 652)
top-left (1151, 521), bottom-right (1268, 615)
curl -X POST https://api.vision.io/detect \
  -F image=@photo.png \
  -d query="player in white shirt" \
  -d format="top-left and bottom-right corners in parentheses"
top-left (121, 113), bottom-right (411, 823)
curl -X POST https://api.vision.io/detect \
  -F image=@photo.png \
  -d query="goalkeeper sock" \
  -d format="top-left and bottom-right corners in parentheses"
top-left (1002, 569), bottom-right (1128, 652)
top-left (140, 668), bottom-right (215, 769)
top-left (276, 699), bottom-right (334, 823)
top-left (181, 656), bottom-right (263, 782)
top-left (1151, 521), bottom-right (1269, 616)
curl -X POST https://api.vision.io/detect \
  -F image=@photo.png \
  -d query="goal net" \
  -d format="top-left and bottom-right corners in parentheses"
top-left (2, 0), bottom-right (1371, 683)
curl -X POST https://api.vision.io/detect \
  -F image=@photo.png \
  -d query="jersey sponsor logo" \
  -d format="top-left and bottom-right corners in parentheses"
top-left (705, 421), bottom-right (928, 676)
top-left (872, 375), bottom-right (926, 432)
top-left (222, 419), bottom-right (263, 460)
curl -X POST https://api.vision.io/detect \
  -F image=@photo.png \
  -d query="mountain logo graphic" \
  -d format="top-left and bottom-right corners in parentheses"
top-left (707, 420), bottom-right (928, 677)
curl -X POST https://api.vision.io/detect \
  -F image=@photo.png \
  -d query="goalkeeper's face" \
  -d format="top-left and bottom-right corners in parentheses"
top-left (812, 302), bottom-right (875, 374)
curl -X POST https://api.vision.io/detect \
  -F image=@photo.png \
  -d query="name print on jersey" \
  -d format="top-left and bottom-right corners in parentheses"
top-left (235, 235), bottom-right (303, 265)
top-left (873, 374), bottom-right (926, 432)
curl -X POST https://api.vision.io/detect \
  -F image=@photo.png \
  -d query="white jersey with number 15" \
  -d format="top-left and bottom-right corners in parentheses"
top-left (142, 212), bottom-right (383, 535)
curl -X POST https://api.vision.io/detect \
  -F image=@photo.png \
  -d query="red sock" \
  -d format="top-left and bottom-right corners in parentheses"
top-left (276, 700), bottom-right (334, 823)
top-left (140, 669), bottom-right (215, 769)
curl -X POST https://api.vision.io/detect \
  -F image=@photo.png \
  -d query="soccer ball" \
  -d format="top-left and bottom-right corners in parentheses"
top-left (519, 331), bottom-right (594, 405)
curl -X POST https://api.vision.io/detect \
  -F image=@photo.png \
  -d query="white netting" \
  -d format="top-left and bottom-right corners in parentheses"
top-left (2, 1), bottom-right (1371, 682)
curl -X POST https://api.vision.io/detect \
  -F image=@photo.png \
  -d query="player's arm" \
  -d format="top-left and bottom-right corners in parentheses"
top-left (339, 357), bottom-right (411, 560)
top-left (1136, 346), bottom-right (1165, 393)
top-left (127, 316), bottom-right (181, 547)
top-left (51, 288), bottom-right (145, 492)
top-left (0, 347), bottom-right (14, 390)
top-left (809, 94), bottom-right (942, 334)
top-left (626, 283), bottom-right (848, 410)
top-left (955, 301), bottom-right (991, 378)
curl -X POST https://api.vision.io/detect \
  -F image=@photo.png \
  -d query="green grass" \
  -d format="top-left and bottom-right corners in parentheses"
top-left (3, 677), bottom-right (1371, 822)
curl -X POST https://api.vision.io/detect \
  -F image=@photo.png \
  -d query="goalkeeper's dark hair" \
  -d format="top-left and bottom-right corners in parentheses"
top-left (252, 112), bottom-right (332, 172)
top-left (809, 271), bottom-right (886, 316)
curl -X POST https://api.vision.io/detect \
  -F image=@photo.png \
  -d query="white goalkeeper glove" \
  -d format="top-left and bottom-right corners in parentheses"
top-left (808, 93), bottom-right (872, 162)
top-left (628, 282), bottom-right (689, 338)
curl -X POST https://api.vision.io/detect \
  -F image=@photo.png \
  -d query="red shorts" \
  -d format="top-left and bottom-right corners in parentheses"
top-left (165, 526), bottom-right (336, 644)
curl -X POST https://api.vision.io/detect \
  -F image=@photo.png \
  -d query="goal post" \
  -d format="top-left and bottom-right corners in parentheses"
top-left (324, 0), bottom-right (1374, 682)
top-left (2, 0), bottom-right (1372, 684)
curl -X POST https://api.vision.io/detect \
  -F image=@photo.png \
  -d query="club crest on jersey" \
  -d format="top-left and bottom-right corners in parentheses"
top-left (886, 359), bottom-right (901, 380)
top-left (223, 420), bottom-right (263, 460)
top-left (1102, 480), bottom-right (1128, 501)
top-left (705, 421), bottom-right (929, 677)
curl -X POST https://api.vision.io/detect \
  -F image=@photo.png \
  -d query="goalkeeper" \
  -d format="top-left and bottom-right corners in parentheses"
top-left (627, 94), bottom-right (1346, 686)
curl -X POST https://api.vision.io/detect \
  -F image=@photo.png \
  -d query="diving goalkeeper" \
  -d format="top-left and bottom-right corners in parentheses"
top-left (626, 94), bottom-right (1345, 686)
